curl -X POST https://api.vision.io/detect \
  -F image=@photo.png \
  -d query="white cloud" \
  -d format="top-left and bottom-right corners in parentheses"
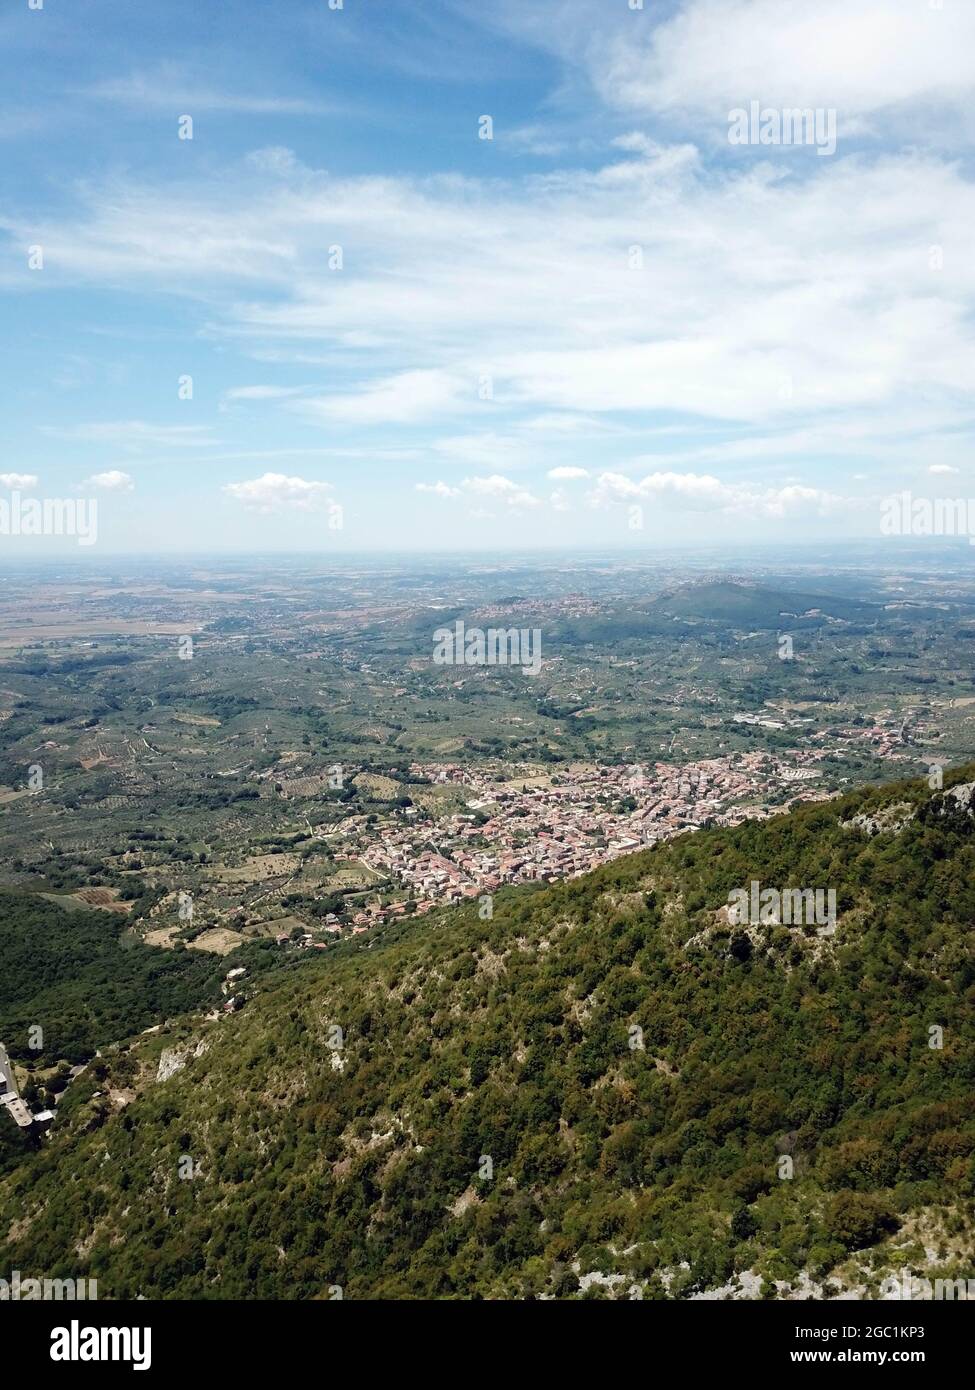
top-left (547, 466), bottom-right (589, 480)
top-left (14, 146), bottom-right (973, 440)
top-left (507, 0), bottom-right (975, 125)
top-left (223, 472), bottom-right (333, 513)
top-left (590, 470), bottom-right (845, 519)
top-left (86, 68), bottom-right (334, 116)
top-left (418, 473), bottom-right (541, 510)
top-left (42, 422), bottom-right (216, 451)
top-left (928, 464), bottom-right (959, 475)
top-left (25, 146), bottom-right (968, 447)
top-left (418, 469), bottom-right (835, 519)
top-left (432, 433), bottom-right (534, 470)
top-left (523, 413), bottom-right (617, 436)
top-left (298, 371), bottom-right (469, 426)
top-left (0, 472), bottom-right (38, 489)
top-left (462, 474), bottom-right (541, 509)
top-left (7, 49), bottom-right (975, 482)
top-left (246, 148), bottom-right (302, 177)
top-left (224, 385), bottom-right (306, 403)
top-left (416, 481), bottom-right (461, 498)
top-left (84, 470), bottom-right (134, 492)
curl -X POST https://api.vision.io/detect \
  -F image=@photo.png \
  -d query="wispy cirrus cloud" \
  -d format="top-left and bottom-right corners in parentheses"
top-left (10, 140), bottom-right (973, 467)
top-left (296, 370), bottom-right (471, 427)
top-left (4, 0), bottom-right (975, 552)
top-left (41, 422), bottom-right (217, 451)
top-left (85, 66), bottom-right (338, 116)
top-left (222, 385), bottom-right (308, 407)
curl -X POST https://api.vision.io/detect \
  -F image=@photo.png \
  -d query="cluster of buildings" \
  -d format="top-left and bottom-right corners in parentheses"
top-left (256, 710), bottom-right (927, 941)
top-left (352, 751), bottom-right (836, 919)
top-left (0, 1043), bottom-right (54, 1133)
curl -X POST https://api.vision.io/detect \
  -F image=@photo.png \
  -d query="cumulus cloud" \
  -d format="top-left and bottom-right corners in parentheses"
top-left (223, 472), bottom-right (333, 512)
top-left (590, 470), bottom-right (845, 519)
top-left (463, 474), bottom-right (541, 509)
top-left (416, 481), bottom-right (461, 498)
top-left (504, 0), bottom-right (975, 126)
top-left (547, 466), bottom-right (590, 480)
top-left (416, 474), bottom-right (541, 510)
top-left (598, 0), bottom-right (973, 120)
top-left (0, 472), bottom-right (39, 489)
top-left (84, 470), bottom-right (134, 491)
top-left (414, 466), bottom-right (849, 522)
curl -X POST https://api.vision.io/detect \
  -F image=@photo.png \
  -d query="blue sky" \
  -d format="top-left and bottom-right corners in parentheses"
top-left (1, 0), bottom-right (974, 554)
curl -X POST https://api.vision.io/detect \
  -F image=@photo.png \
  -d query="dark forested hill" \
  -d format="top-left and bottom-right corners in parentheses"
top-left (0, 891), bottom-right (285, 1067)
top-left (1, 767), bottom-right (973, 1299)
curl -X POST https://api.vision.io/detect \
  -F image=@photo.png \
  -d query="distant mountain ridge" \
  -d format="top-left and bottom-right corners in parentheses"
top-left (648, 579), bottom-right (878, 627)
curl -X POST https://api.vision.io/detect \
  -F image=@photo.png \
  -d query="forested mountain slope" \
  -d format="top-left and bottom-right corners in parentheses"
top-left (0, 890), bottom-right (234, 1065)
top-left (1, 766), bottom-right (973, 1299)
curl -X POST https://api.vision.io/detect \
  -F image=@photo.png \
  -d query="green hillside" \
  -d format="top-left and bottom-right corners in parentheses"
top-left (649, 580), bottom-right (878, 628)
top-left (0, 891), bottom-right (288, 1068)
top-left (1, 767), bottom-right (973, 1300)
